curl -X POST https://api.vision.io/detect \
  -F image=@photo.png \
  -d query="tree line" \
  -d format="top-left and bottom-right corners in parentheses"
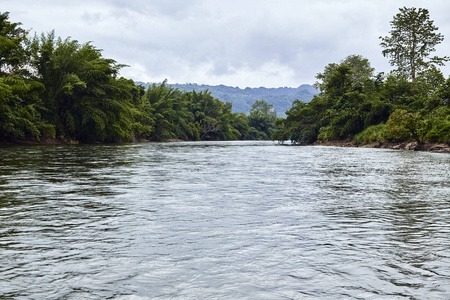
top-left (0, 12), bottom-right (277, 143)
top-left (2, 7), bottom-right (449, 146)
top-left (274, 7), bottom-right (450, 146)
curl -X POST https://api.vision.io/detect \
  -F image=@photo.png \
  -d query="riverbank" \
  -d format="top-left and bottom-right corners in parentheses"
top-left (0, 137), bottom-right (78, 146)
top-left (2, 138), bottom-right (450, 153)
top-left (314, 140), bottom-right (450, 153)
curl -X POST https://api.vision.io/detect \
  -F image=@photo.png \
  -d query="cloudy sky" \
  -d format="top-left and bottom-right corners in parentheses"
top-left (3, 0), bottom-right (450, 88)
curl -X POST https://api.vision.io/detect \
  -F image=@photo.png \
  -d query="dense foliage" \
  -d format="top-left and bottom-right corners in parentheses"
top-left (2, 7), bottom-right (449, 147)
top-left (0, 12), bottom-right (275, 143)
top-left (274, 7), bottom-right (450, 146)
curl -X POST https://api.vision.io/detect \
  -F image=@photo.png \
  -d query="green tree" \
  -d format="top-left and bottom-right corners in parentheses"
top-left (144, 82), bottom-right (183, 141)
top-left (380, 7), bottom-right (448, 82)
top-left (1, 12), bottom-right (257, 144)
top-left (275, 56), bottom-right (392, 144)
top-left (0, 11), bottom-right (50, 141)
top-left (385, 109), bottom-right (425, 144)
top-left (423, 106), bottom-right (450, 143)
top-left (314, 55), bottom-right (374, 92)
top-left (30, 33), bottom-right (136, 142)
top-left (0, 12), bottom-right (28, 76)
top-left (229, 112), bottom-right (250, 140)
top-left (436, 77), bottom-right (450, 107)
top-left (248, 99), bottom-right (277, 139)
top-left (185, 90), bottom-right (238, 140)
top-left (273, 99), bottom-right (323, 144)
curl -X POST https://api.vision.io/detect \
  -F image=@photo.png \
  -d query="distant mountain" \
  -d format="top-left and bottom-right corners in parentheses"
top-left (135, 82), bottom-right (319, 116)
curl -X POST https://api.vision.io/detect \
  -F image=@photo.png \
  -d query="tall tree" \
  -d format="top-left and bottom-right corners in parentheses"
top-left (185, 90), bottom-right (237, 140)
top-left (144, 82), bottom-right (182, 141)
top-left (380, 7), bottom-right (448, 82)
top-left (30, 33), bottom-right (136, 142)
top-left (0, 12), bottom-right (28, 76)
top-left (314, 55), bottom-right (374, 93)
top-left (0, 11), bottom-right (49, 141)
top-left (248, 99), bottom-right (277, 139)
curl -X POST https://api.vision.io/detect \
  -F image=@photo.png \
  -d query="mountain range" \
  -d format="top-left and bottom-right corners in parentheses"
top-left (135, 82), bottom-right (319, 116)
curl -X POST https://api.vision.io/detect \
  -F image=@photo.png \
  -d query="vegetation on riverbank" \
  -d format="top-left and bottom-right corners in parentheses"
top-left (274, 7), bottom-right (450, 149)
top-left (0, 12), bottom-right (276, 144)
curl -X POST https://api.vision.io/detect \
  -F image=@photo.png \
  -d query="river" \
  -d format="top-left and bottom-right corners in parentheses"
top-left (1, 141), bottom-right (449, 299)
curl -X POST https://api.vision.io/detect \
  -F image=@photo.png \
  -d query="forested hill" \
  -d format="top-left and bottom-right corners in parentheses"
top-left (135, 82), bottom-right (318, 115)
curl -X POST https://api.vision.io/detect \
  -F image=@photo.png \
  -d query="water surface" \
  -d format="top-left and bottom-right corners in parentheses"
top-left (1, 141), bottom-right (449, 299)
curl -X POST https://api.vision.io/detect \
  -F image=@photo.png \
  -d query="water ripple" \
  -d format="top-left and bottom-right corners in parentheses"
top-left (0, 142), bottom-right (449, 299)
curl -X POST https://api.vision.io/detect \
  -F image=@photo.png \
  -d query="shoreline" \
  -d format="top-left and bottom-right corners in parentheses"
top-left (0, 137), bottom-right (78, 146)
top-left (313, 140), bottom-right (450, 153)
top-left (2, 138), bottom-right (449, 153)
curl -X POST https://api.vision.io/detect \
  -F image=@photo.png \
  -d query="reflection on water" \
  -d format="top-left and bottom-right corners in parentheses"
top-left (0, 142), bottom-right (449, 299)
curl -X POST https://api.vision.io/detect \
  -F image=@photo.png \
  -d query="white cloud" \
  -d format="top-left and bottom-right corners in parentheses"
top-left (3, 0), bottom-right (450, 87)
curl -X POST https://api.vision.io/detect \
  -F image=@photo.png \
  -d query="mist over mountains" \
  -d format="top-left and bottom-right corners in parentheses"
top-left (135, 82), bottom-right (318, 116)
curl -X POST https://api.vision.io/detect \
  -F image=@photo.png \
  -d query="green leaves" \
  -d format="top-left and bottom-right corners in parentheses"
top-left (380, 7), bottom-right (449, 82)
top-left (27, 32), bottom-right (137, 142)
top-left (315, 55), bottom-right (374, 93)
top-left (0, 12), bottom-right (29, 76)
top-left (140, 84), bottom-right (251, 141)
top-left (248, 99), bottom-right (277, 139)
top-left (423, 107), bottom-right (450, 143)
top-left (276, 10), bottom-right (450, 147)
top-left (3, 9), bottom-right (447, 146)
top-left (0, 11), bottom-right (280, 144)
top-left (385, 109), bottom-right (425, 143)
top-left (0, 75), bottom-right (43, 140)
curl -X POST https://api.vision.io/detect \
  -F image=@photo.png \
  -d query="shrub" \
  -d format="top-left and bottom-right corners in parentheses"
top-left (354, 123), bottom-right (387, 144)
top-left (424, 107), bottom-right (450, 144)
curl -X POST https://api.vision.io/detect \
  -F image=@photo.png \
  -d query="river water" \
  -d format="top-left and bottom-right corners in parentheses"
top-left (0, 141), bottom-right (449, 299)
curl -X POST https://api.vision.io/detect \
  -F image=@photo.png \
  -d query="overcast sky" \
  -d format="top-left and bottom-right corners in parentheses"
top-left (3, 0), bottom-right (450, 88)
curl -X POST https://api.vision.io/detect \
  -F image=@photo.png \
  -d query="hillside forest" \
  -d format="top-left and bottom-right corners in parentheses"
top-left (1, 7), bottom-right (449, 146)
